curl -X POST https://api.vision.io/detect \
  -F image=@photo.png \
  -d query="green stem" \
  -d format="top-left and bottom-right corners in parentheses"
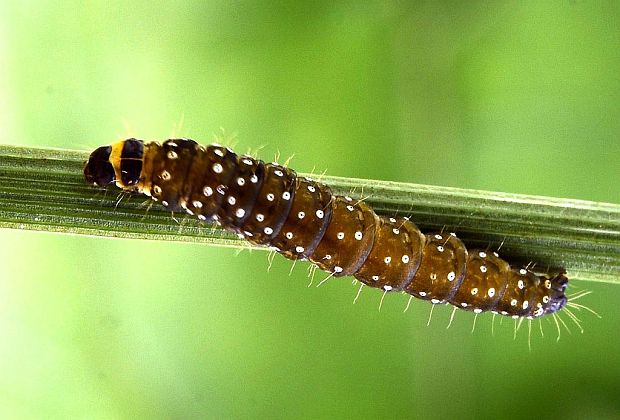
top-left (1, 144), bottom-right (618, 284)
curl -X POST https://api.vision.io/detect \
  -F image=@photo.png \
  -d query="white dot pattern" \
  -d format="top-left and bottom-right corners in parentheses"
top-left (101, 139), bottom-right (568, 324)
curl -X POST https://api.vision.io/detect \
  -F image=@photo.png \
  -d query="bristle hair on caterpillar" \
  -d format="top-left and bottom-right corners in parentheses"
top-left (84, 138), bottom-right (576, 326)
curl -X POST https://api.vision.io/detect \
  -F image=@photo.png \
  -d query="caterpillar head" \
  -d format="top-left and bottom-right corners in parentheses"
top-left (84, 145), bottom-right (115, 187)
top-left (84, 139), bottom-right (144, 189)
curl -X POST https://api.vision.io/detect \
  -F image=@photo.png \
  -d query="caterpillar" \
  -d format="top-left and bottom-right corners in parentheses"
top-left (84, 138), bottom-right (569, 321)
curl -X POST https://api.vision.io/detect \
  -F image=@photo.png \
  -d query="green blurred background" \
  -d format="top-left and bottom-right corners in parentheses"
top-left (1, 1), bottom-right (619, 419)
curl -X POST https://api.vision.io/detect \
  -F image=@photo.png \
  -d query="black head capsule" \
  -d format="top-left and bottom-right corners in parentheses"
top-left (84, 145), bottom-right (115, 186)
top-left (84, 138), bottom-right (145, 188)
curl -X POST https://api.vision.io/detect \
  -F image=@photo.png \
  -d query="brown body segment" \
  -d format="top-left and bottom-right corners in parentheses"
top-left (84, 138), bottom-right (570, 321)
top-left (495, 270), bottom-right (541, 318)
top-left (183, 144), bottom-right (230, 219)
top-left (149, 141), bottom-right (239, 219)
top-left (355, 216), bottom-right (425, 291)
top-left (449, 251), bottom-right (511, 313)
top-left (405, 233), bottom-right (467, 303)
top-left (240, 164), bottom-right (297, 245)
top-left (147, 140), bottom-right (198, 210)
top-left (269, 177), bottom-right (333, 259)
top-left (217, 155), bottom-right (265, 228)
top-left (309, 197), bottom-right (378, 276)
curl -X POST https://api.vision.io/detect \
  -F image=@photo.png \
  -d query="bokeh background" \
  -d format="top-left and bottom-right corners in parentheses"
top-left (1, 1), bottom-right (619, 418)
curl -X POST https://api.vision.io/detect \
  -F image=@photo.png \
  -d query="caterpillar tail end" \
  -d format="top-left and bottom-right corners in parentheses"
top-left (545, 271), bottom-right (569, 315)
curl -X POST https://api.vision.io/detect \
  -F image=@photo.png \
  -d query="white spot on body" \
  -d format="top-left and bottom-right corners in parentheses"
top-left (437, 245), bottom-right (444, 252)
top-left (354, 231), bottom-right (363, 240)
top-left (471, 288), bottom-right (478, 295)
top-left (212, 163), bottom-right (223, 174)
top-left (295, 246), bottom-right (304, 253)
top-left (214, 148), bottom-right (224, 157)
top-left (383, 285), bottom-right (393, 291)
top-left (192, 200), bottom-right (203, 209)
top-left (161, 170), bottom-right (171, 180)
top-left (488, 287), bottom-right (496, 297)
top-left (346, 205), bottom-right (354, 211)
top-left (334, 266), bottom-right (343, 273)
top-left (480, 265), bottom-right (487, 273)
top-left (153, 185), bottom-right (162, 194)
top-left (434, 234), bottom-right (442, 240)
top-left (235, 208), bottom-right (245, 218)
top-left (167, 150), bottom-right (178, 159)
top-left (393, 228), bottom-right (400, 235)
top-left (401, 255), bottom-right (410, 263)
top-left (227, 196), bottom-right (236, 205)
top-left (274, 170), bottom-right (283, 177)
top-left (237, 177), bottom-right (246, 186)
top-left (384, 256), bottom-right (392, 264)
top-left (518, 280), bottom-right (525, 289)
top-left (522, 301), bottom-right (529, 310)
top-left (307, 185), bottom-right (316, 193)
top-left (250, 175), bottom-right (258, 183)
top-left (264, 227), bottom-right (273, 235)
top-left (461, 302), bottom-right (468, 307)
top-left (298, 211), bottom-right (305, 219)
top-left (519, 268), bottom-right (527, 275)
top-left (242, 158), bottom-right (253, 165)
top-left (256, 214), bottom-right (265, 222)
top-left (285, 232), bottom-right (293, 239)
top-left (266, 193), bottom-right (275, 201)
top-left (316, 210), bottom-right (324, 219)
top-left (542, 296), bottom-right (550, 303)
top-left (337, 232), bottom-right (345, 240)
top-left (282, 192), bottom-right (291, 200)
top-left (203, 186), bottom-right (213, 196)
top-left (479, 251), bottom-right (487, 258)
top-left (372, 275), bottom-right (379, 281)
top-left (510, 299), bottom-right (518, 306)
top-left (419, 291), bottom-right (427, 297)
top-left (474, 308), bottom-right (483, 314)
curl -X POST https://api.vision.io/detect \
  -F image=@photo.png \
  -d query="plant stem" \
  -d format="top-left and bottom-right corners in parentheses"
top-left (1, 144), bottom-right (618, 284)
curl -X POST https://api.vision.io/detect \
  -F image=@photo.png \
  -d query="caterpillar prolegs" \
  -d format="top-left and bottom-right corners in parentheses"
top-left (84, 138), bottom-right (569, 320)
